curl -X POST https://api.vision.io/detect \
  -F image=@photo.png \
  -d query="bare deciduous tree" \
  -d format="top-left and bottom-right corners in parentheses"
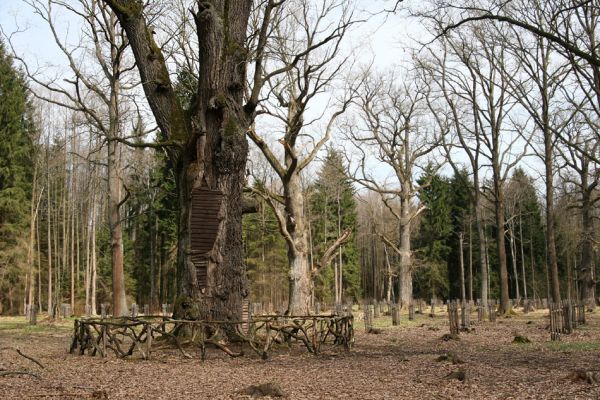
top-left (347, 71), bottom-right (440, 307)
top-left (248, 0), bottom-right (358, 314)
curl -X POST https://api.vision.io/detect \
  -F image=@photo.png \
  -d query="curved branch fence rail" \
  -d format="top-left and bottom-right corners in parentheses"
top-left (70, 314), bottom-right (354, 361)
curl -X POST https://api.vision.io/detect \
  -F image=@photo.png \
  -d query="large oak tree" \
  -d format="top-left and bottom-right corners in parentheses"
top-left (102, 0), bottom-right (258, 321)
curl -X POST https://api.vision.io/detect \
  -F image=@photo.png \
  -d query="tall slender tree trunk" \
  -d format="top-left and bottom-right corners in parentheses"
top-left (399, 196), bottom-right (412, 307)
top-left (475, 196), bottom-right (489, 315)
top-left (529, 225), bottom-right (537, 301)
top-left (495, 192), bottom-right (510, 313)
top-left (91, 196), bottom-right (97, 315)
top-left (459, 232), bottom-right (465, 303)
top-left (27, 165), bottom-right (41, 309)
top-left (567, 255), bottom-right (573, 300)
top-left (84, 189), bottom-right (91, 313)
top-left (580, 164), bottom-right (595, 308)
top-left (107, 22), bottom-right (128, 315)
top-left (37, 216), bottom-right (42, 311)
top-left (468, 219), bottom-right (473, 302)
top-left (150, 214), bottom-right (156, 311)
top-left (108, 138), bottom-right (127, 316)
top-left (519, 213), bottom-right (528, 300)
top-left (541, 67), bottom-right (561, 304)
top-left (337, 193), bottom-right (343, 304)
top-left (384, 244), bottom-right (393, 304)
top-left (509, 222), bottom-right (520, 300)
top-left (70, 155), bottom-right (76, 311)
top-left (61, 143), bottom-right (68, 310)
top-left (46, 146), bottom-right (53, 315)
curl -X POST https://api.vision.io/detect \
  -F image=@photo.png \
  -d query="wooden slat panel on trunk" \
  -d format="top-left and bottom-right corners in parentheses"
top-left (191, 188), bottom-right (223, 289)
top-left (190, 188), bottom-right (223, 255)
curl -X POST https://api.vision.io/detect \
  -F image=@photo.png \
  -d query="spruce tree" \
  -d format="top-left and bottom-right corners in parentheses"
top-left (243, 194), bottom-right (288, 307)
top-left (310, 150), bottom-right (360, 303)
top-left (414, 168), bottom-right (453, 300)
top-left (0, 40), bottom-right (36, 313)
top-left (414, 168), bottom-right (473, 301)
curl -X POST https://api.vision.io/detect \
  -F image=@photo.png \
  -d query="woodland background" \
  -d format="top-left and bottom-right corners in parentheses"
top-left (0, 0), bottom-right (598, 316)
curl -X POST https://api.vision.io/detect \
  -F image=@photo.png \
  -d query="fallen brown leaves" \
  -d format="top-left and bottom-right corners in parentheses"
top-left (0, 310), bottom-right (599, 399)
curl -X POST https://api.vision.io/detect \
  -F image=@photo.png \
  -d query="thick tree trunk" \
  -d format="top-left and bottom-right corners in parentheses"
top-left (286, 173), bottom-right (311, 315)
top-left (175, 131), bottom-right (248, 321)
top-left (104, 0), bottom-right (252, 323)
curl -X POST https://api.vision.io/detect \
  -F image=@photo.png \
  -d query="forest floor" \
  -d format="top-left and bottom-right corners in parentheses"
top-left (1, 307), bottom-right (600, 399)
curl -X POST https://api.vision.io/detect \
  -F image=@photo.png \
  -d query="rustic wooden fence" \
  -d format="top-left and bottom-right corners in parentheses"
top-left (70, 314), bottom-right (354, 361)
top-left (549, 300), bottom-right (586, 341)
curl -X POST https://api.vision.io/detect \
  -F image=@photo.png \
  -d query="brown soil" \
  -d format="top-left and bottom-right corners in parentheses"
top-left (1, 309), bottom-right (599, 399)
